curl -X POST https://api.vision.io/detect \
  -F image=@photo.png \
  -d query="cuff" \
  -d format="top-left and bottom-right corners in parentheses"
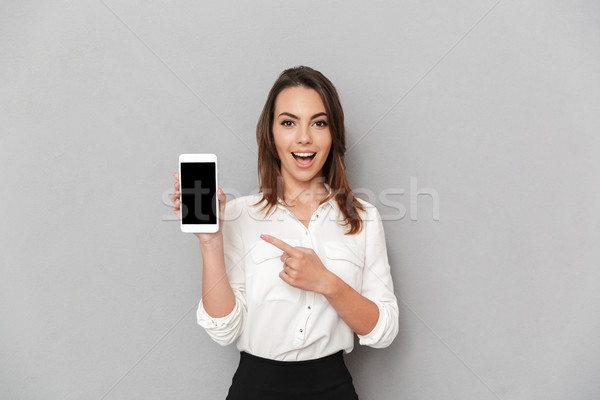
top-left (356, 302), bottom-right (389, 347)
top-left (196, 298), bottom-right (241, 329)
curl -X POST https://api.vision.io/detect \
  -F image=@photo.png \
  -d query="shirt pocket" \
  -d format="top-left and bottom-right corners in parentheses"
top-left (247, 239), bottom-right (301, 305)
top-left (323, 240), bottom-right (364, 291)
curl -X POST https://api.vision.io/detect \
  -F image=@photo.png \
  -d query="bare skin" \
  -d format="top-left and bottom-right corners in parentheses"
top-left (171, 173), bottom-right (235, 318)
top-left (280, 181), bottom-right (329, 228)
top-left (272, 86), bottom-right (332, 225)
top-left (171, 86), bottom-right (379, 334)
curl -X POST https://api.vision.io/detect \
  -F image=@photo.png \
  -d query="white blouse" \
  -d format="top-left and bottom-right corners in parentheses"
top-left (196, 188), bottom-right (399, 361)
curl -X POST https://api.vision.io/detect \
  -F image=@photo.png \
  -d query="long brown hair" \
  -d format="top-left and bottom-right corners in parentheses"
top-left (251, 65), bottom-right (365, 235)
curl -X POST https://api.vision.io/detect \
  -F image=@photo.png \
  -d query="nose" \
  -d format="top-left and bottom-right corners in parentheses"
top-left (296, 123), bottom-right (312, 144)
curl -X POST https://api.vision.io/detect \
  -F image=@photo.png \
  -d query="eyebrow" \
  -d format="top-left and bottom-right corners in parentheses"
top-left (277, 112), bottom-right (328, 120)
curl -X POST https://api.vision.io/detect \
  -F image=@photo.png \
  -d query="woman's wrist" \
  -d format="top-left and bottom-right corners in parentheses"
top-left (320, 270), bottom-right (343, 298)
top-left (198, 234), bottom-right (227, 274)
top-left (198, 233), bottom-right (224, 251)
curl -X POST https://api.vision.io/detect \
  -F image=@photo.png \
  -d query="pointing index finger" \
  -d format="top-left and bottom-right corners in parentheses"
top-left (260, 234), bottom-right (299, 257)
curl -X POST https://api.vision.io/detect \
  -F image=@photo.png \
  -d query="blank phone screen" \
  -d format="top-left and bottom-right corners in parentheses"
top-left (180, 162), bottom-right (217, 224)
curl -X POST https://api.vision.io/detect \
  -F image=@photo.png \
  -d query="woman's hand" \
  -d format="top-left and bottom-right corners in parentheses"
top-left (260, 234), bottom-right (335, 295)
top-left (171, 172), bottom-right (226, 246)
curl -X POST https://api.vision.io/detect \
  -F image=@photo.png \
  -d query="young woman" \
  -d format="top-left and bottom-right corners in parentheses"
top-left (171, 66), bottom-right (399, 399)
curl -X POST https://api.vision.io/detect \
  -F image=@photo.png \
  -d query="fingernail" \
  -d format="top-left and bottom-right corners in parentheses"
top-left (218, 187), bottom-right (223, 194)
top-left (260, 234), bottom-right (267, 240)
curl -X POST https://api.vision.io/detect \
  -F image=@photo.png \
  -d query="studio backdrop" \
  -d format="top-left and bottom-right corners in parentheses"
top-left (1, 1), bottom-right (599, 399)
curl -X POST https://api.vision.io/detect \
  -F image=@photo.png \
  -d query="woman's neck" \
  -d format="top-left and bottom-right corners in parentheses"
top-left (282, 180), bottom-right (329, 208)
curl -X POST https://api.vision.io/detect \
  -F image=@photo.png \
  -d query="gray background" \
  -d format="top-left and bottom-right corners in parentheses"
top-left (1, 0), bottom-right (599, 399)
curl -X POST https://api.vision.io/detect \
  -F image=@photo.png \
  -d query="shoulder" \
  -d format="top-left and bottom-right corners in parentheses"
top-left (224, 193), bottom-right (269, 219)
top-left (225, 193), bottom-right (259, 213)
top-left (355, 196), bottom-right (374, 209)
top-left (225, 193), bottom-right (255, 208)
top-left (355, 196), bottom-right (381, 220)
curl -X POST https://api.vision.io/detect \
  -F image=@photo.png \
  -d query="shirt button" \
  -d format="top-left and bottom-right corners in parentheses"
top-left (307, 306), bottom-right (311, 310)
top-left (299, 329), bottom-right (303, 333)
top-left (316, 214), bottom-right (319, 218)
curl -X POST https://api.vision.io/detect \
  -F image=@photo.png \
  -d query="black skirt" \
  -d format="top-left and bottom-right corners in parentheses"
top-left (225, 351), bottom-right (359, 400)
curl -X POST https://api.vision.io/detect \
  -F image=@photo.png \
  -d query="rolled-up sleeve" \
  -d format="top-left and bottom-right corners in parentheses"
top-left (197, 290), bottom-right (245, 346)
top-left (196, 198), bottom-right (247, 346)
top-left (356, 205), bottom-right (399, 348)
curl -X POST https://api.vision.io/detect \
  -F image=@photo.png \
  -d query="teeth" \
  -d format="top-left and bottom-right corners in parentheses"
top-left (292, 152), bottom-right (316, 157)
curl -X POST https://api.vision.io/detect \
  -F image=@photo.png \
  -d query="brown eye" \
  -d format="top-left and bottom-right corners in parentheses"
top-left (281, 120), bottom-right (294, 127)
top-left (314, 120), bottom-right (328, 127)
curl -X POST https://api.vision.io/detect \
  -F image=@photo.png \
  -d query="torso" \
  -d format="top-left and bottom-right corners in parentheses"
top-left (286, 205), bottom-right (314, 229)
top-left (210, 193), bottom-right (387, 362)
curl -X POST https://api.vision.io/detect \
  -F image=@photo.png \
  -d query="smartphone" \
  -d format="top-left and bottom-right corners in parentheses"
top-left (178, 153), bottom-right (219, 233)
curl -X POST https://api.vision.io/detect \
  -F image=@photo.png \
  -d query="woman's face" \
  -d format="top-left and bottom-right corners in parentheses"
top-left (272, 86), bottom-right (332, 190)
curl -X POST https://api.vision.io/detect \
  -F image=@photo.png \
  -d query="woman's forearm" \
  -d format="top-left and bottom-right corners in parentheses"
top-left (323, 273), bottom-right (380, 336)
top-left (199, 238), bottom-right (236, 318)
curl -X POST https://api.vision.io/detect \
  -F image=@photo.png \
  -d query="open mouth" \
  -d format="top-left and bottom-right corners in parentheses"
top-left (291, 152), bottom-right (317, 161)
